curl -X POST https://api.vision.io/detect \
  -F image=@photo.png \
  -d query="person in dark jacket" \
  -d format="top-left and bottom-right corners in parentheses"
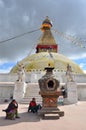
top-left (3, 99), bottom-right (20, 120)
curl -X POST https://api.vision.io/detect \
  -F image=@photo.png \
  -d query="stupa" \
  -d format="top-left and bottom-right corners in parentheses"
top-left (0, 16), bottom-right (86, 103)
top-left (10, 16), bottom-right (84, 74)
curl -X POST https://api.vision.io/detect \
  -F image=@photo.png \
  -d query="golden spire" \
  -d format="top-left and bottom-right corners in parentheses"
top-left (36, 16), bottom-right (58, 53)
top-left (41, 16), bottom-right (52, 32)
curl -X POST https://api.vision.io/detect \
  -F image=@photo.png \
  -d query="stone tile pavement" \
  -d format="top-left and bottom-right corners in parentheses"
top-left (0, 101), bottom-right (86, 130)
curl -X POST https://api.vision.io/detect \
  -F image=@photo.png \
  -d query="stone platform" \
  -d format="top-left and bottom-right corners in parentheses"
top-left (38, 107), bottom-right (64, 119)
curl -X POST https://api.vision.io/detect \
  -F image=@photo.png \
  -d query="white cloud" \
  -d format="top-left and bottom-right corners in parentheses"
top-left (79, 63), bottom-right (86, 68)
top-left (0, 68), bottom-right (11, 73)
top-left (0, 0), bottom-right (4, 7)
top-left (0, 60), bottom-right (6, 65)
top-left (84, 70), bottom-right (86, 74)
top-left (23, 14), bottom-right (30, 24)
top-left (69, 53), bottom-right (86, 60)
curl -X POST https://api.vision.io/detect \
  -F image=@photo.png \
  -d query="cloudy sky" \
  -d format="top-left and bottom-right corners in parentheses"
top-left (0, 0), bottom-right (86, 73)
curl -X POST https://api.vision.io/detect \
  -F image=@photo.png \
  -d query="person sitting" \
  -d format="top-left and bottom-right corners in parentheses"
top-left (2, 99), bottom-right (20, 120)
top-left (28, 98), bottom-right (41, 113)
top-left (61, 86), bottom-right (67, 98)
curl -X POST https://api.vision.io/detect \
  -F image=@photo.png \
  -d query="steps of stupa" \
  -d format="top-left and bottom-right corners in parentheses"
top-left (21, 97), bottom-right (42, 104)
top-left (20, 83), bottom-right (42, 104)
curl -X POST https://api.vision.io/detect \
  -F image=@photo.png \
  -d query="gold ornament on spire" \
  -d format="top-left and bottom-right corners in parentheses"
top-left (41, 16), bottom-right (52, 32)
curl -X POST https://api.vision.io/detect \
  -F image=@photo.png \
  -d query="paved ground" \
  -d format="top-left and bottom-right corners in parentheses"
top-left (0, 101), bottom-right (86, 130)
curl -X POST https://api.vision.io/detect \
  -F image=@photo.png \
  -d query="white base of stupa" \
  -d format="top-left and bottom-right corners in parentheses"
top-left (64, 82), bottom-right (78, 105)
top-left (13, 81), bottom-right (27, 103)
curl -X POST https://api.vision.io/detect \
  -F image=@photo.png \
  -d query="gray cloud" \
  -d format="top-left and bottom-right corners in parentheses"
top-left (0, 0), bottom-right (86, 62)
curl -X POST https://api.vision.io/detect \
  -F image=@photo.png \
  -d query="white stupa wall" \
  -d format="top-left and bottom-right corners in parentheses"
top-left (0, 82), bottom-right (86, 102)
top-left (0, 83), bottom-right (14, 101)
top-left (0, 72), bottom-right (86, 83)
top-left (74, 74), bottom-right (86, 83)
top-left (64, 82), bottom-right (78, 105)
top-left (13, 82), bottom-right (27, 103)
top-left (77, 83), bottom-right (86, 101)
top-left (0, 73), bottom-right (17, 82)
top-left (0, 72), bottom-right (86, 102)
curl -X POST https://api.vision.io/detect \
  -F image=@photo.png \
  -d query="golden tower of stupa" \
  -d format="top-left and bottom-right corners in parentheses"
top-left (36, 16), bottom-right (58, 53)
top-left (10, 17), bottom-right (84, 74)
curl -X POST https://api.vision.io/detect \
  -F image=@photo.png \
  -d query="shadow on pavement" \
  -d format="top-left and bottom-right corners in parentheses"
top-left (0, 112), bottom-right (41, 126)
